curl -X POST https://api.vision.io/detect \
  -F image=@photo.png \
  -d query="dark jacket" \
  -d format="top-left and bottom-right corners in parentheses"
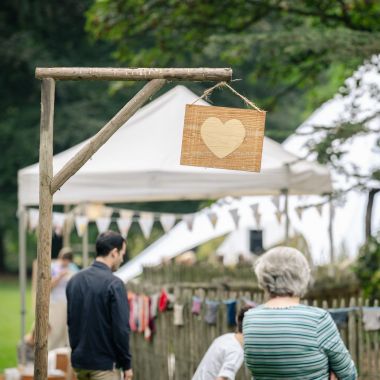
top-left (66, 261), bottom-right (131, 371)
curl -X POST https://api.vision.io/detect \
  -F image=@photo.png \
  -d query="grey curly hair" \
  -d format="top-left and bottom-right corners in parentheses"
top-left (255, 246), bottom-right (311, 297)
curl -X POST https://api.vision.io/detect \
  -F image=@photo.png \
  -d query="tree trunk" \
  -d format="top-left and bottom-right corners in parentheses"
top-left (365, 188), bottom-right (380, 241)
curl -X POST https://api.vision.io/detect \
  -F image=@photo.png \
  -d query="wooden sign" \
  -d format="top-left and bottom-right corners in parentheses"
top-left (181, 104), bottom-right (266, 172)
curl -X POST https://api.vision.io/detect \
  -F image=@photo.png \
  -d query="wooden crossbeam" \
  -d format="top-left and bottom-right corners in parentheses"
top-left (35, 67), bottom-right (232, 81)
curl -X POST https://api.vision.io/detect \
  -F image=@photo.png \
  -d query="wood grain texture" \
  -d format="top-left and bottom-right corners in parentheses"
top-left (181, 104), bottom-right (266, 172)
top-left (35, 78), bottom-right (55, 380)
top-left (35, 67), bottom-right (232, 81)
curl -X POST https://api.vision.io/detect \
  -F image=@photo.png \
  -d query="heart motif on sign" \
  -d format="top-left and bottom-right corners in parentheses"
top-left (200, 117), bottom-right (246, 158)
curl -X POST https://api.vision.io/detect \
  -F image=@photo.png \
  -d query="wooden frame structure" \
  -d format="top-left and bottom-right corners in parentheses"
top-left (31, 67), bottom-right (232, 379)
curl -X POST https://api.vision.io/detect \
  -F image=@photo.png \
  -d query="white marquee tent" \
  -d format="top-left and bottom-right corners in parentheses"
top-left (116, 56), bottom-right (380, 282)
top-left (18, 85), bottom-right (331, 207)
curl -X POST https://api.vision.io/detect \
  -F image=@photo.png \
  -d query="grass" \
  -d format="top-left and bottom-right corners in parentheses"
top-left (0, 276), bottom-right (33, 373)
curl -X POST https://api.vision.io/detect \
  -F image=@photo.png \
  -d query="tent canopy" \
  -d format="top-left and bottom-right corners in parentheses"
top-left (18, 85), bottom-right (331, 207)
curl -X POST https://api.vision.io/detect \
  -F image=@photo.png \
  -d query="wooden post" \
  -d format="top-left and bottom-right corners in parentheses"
top-left (35, 67), bottom-right (232, 81)
top-left (34, 78), bottom-right (55, 380)
top-left (51, 79), bottom-right (166, 194)
top-left (283, 189), bottom-right (289, 243)
top-left (328, 195), bottom-right (335, 263)
top-left (18, 206), bottom-right (27, 366)
top-left (82, 224), bottom-right (89, 268)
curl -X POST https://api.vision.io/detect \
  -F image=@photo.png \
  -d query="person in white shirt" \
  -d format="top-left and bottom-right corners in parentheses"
top-left (49, 247), bottom-right (78, 350)
top-left (192, 305), bottom-right (253, 380)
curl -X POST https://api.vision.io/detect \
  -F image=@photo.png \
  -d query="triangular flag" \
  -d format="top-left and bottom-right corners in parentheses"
top-left (207, 212), bottom-right (218, 228)
top-left (75, 215), bottom-right (89, 237)
top-left (120, 210), bottom-right (134, 219)
top-left (116, 218), bottom-right (133, 238)
top-left (229, 209), bottom-right (240, 228)
top-left (53, 212), bottom-right (66, 236)
top-left (295, 207), bottom-right (303, 221)
top-left (28, 209), bottom-right (39, 232)
top-left (271, 196), bottom-right (280, 210)
top-left (316, 204), bottom-right (323, 217)
top-left (95, 217), bottom-right (111, 234)
top-left (183, 214), bottom-right (195, 231)
top-left (250, 204), bottom-right (259, 216)
top-left (138, 212), bottom-right (154, 239)
top-left (254, 212), bottom-right (261, 228)
top-left (160, 214), bottom-right (176, 233)
top-left (275, 210), bottom-right (282, 224)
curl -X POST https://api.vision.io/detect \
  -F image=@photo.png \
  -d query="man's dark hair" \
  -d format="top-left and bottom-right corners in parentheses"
top-left (96, 231), bottom-right (125, 257)
top-left (237, 305), bottom-right (254, 333)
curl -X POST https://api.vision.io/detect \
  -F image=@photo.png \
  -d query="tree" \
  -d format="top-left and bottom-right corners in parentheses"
top-left (86, 0), bottom-right (380, 118)
top-left (0, 0), bottom-right (130, 272)
top-left (85, 0), bottom-right (380, 238)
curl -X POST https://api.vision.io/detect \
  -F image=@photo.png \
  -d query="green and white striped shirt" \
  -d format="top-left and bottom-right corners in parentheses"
top-left (243, 304), bottom-right (357, 380)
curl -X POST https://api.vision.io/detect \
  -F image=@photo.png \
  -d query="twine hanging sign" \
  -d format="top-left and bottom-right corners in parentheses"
top-left (181, 82), bottom-right (266, 172)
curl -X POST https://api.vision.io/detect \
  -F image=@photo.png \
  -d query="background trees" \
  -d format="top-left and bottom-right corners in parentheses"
top-left (1, 0), bottom-right (379, 272)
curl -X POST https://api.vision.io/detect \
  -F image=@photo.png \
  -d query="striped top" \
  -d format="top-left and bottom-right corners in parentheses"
top-left (243, 304), bottom-right (357, 380)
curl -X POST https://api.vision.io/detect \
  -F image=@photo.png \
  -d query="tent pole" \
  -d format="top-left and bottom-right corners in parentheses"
top-left (63, 204), bottom-right (71, 247)
top-left (284, 189), bottom-right (289, 243)
top-left (82, 225), bottom-right (89, 268)
top-left (328, 195), bottom-right (335, 263)
top-left (34, 78), bottom-right (55, 380)
top-left (18, 206), bottom-right (27, 366)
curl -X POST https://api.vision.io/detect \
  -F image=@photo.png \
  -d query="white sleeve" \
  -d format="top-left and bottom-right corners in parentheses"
top-left (217, 349), bottom-right (244, 380)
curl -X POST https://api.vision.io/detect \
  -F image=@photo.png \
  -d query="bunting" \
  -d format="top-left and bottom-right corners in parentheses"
top-left (275, 210), bottom-right (282, 224)
top-left (95, 217), bottom-right (112, 234)
top-left (229, 208), bottom-right (240, 228)
top-left (53, 212), bottom-right (66, 236)
top-left (160, 214), bottom-right (176, 233)
top-left (207, 212), bottom-right (218, 228)
top-left (116, 217), bottom-right (133, 238)
top-left (295, 207), bottom-right (303, 221)
top-left (75, 215), bottom-right (89, 237)
top-left (138, 212), bottom-right (154, 239)
top-left (28, 209), bottom-right (39, 232)
top-left (183, 214), bottom-right (195, 231)
top-left (271, 196), bottom-right (280, 210)
top-left (316, 204), bottom-right (323, 217)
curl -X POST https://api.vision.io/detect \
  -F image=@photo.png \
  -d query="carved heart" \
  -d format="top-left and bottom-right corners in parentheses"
top-left (200, 117), bottom-right (246, 158)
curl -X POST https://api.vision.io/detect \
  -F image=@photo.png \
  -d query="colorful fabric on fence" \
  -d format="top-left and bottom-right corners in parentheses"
top-left (174, 304), bottom-right (184, 326)
top-left (224, 300), bottom-right (237, 326)
top-left (362, 309), bottom-right (380, 331)
top-left (159, 289), bottom-right (169, 312)
top-left (128, 293), bottom-right (139, 332)
top-left (150, 293), bottom-right (159, 318)
top-left (329, 310), bottom-right (349, 328)
top-left (205, 300), bottom-right (219, 325)
top-left (192, 296), bottom-right (202, 315)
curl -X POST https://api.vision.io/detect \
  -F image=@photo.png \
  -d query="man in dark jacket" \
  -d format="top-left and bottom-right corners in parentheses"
top-left (66, 231), bottom-right (132, 380)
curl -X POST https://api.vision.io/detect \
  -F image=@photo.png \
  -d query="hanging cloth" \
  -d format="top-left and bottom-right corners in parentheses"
top-left (204, 300), bottom-right (219, 325)
top-left (192, 296), bottom-right (202, 315)
top-left (224, 300), bottom-right (237, 326)
top-left (174, 304), bottom-right (185, 326)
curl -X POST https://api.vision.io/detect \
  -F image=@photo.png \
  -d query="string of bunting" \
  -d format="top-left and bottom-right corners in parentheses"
top-left (25, 193), bottom-right (338, 239)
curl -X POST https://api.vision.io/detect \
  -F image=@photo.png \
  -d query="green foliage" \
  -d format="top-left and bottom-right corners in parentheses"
top-left (0, 277), bottom-right (33, 371)
top-left (355, 236), bottom-right (380, 300)
top-left (0, 0), bottom-right (134, 271)
top-left (85, 0), bottom-right (380, 150)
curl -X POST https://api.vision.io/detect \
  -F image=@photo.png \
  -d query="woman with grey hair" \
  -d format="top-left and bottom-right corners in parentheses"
top-left (243, 246), bottom-right (357, 380)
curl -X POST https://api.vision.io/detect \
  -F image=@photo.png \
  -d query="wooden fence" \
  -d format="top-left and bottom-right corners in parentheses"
top-left (129, 284), bottom-right (380, 380)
